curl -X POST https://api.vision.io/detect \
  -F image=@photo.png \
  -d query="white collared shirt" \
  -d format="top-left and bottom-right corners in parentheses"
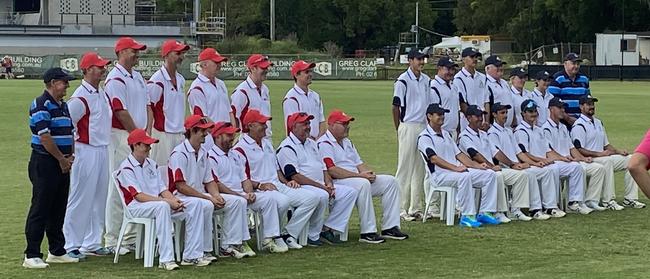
top-left (104, 63), bottom-right (149, 130)
top-left (187, 73), bottom-right (232, 123)
top-left (430, 75), bottom-right (460, 133)
top-left (514, 120), bottom-right (550, 158)
top-left (148, 66), bottom-right (186, 133)
top-left (207, 144), bottom-right (246, 193)
top-left (168, 139), bottom-right (213, 195)
top-left (276, 133), bottom-right (326, 184)
top-left (486, 75), bottom-right (515, 127)
top-left (459, 126), bottom-right (497, 162)
top-left (530, 88), bottom-right (554, 126)
top-left (393, 68), bottom-right (432, 124)
top-left (417, 125), bottom-right (461, 174)
top-left (571, 114), bottom-right (609, 152)
top-left (232, 133), bottom-right (279, 184)
top-left (454, 67), bottom-right (488, 107)
top-left (509, 85), bottom-right (532, 126)
top-left (487, 122), bottom-right (521, 163)
top-left (68, 79), bottom-right (112, 146)
top-left (283, 84), bottom-right (325, 138)
top-left (317, 130), bottom-right (362, 173)
top-left (542, 118), bottom-right (572, 157)
top-left (231, 76), bottom-right (272, 137)
top-left (115, 154), bottom-right (165, 205)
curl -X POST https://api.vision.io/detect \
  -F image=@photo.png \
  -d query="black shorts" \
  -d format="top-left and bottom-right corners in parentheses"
top-left (5, 67), bottom-right (11, 74)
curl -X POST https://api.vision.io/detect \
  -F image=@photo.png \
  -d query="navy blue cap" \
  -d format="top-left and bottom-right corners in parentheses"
top-left (534, 70), bottom-right (553, 80)
top-left (408, 48), bottom-right (429, 59)
top-left (509, 67), bottom-right (527, 78)
top-left (437, 56), bottom-right (458, 68)
top-left (485, 55), bottom-right (506, 67)
top-left (521, 99), bottom-right (538, 112)
top-left (465, 105), bottom-right (487, 116)
top-left (564, 53), bottom-right (583, 62)
top-left (43, 67), bottom-right (75, 83)
top-left (426, 103), bottom-right (449, 115)
top-left (548, 97), bottom-right (565, 108)
top-left (491, 102), bottom-right (512, 113)
top-left (461, 47), bottom-right (482, 58)
top-left (579, 95), bottom-right (598, 104)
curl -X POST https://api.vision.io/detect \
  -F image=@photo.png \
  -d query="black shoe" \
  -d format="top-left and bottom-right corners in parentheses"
top-left (381, 226), bottom-right (409, 240)
top-left (359, 233), bottom-right (385, 244)
top-left (320, 230), bottom-right (343, 244)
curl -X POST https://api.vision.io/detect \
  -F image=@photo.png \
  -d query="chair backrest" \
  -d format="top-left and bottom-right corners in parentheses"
top-left (112, 170), bottom-right (135, 220)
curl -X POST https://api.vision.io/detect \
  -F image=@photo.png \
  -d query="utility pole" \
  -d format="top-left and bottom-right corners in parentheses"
top-left (620, 0), bottom-right (625, 81)
top-left (270, 0), bottom-right (275, 41)
top-left (415, 2), bottom-right (419, 49)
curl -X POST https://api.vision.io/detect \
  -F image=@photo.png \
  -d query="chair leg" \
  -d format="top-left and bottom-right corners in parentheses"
top-left (173, 221), bottom-right (183, 262)
top-left (113, 220), bottom-right (129, 264)
top-left (135, 224), bottom-right (144, 260)
top-left (253, 212), bottom-right (263, 252)
top-left (439, 191), bottom-right (446, 221)
top-left (340, 225), bottom-right (348, 242)
top-left (446, 189), bottom-right (456, 226)
top-left (143, 220), bottom-right (155, 268)
top-left (423, 184), bottom-right (434, 224)
top-left (212, 214), bottom-right (220, 255)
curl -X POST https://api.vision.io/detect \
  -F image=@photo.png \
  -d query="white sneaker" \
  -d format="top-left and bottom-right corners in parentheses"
top-left (532, 211), bottom-right (551, 220)
top-left (241, 242), bottom-right (257, 257)
top-left (604, 200), bottom-right (625, 211)
top-left (567, 202), bottom-right (580, 212)
top-left (622, 198), bottom-right (646, 209)
top-left (585, 200), bottom-right (606, 211)
top-left (219, 245), bottom-right (247, 259)
top-left (23, 256), bottom-right (49, 268)
top-left (425, 205), bottom-right (441, 219)
top-left (180, 257), bottom-right (211, 267)
top-left (107, 246), bottom-right (130, 255)
top-left (511, 209), bottom-right (533, 221)
top-left (577, 203), bottom-right (594, 215)
top-left (284, 236), bottom-right (302, 249)
top-left (494, 212), bottom-right (511, 223)
top-left (45, 252), bottom-right (79, 264)
top-left (547, 208), bottom-right (566, 218)
top-left (158, 261), bottom-right (179, 271)
top-left (262, 238), bottom-right (286, 253)
top-left (203, 252), bottom-right (217, 262)
top-left (274, 238), bottom-right (289, 252)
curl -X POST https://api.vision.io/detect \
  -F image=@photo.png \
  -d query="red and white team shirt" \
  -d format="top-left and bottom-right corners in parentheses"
top-left (317, 130), bottom-right (363, 173)
top-left (231, 76), bottom-right (272, 137)
top-left (115, 154), bottom-right (165, 205)
top-left (187, 73), bottom-right (232, 123)
top-left (276, 133), bottom-right (327, 184)
top-left (207, 145), bottom-right (246, 193)
top-left (282, 85), bottom-right (325, 138)
top-left (68, 80), bottom-right (112, 146)
top-left (232, 133), bottom-right (279, 184)
top-left (148, 66), bottom-right (186, 133)
top-left (105, 63), bottom-right (149, 130)
top-left (168, 139), bottom-right (214, 195)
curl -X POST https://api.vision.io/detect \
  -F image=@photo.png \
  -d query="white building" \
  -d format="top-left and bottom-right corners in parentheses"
top-left (595, 32), bottom-right (650, 66)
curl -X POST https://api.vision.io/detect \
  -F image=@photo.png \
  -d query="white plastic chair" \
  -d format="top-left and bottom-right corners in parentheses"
top-left (421, 156), bottom-right (457, 226)
top-left (558, 177), bottom-right (569, 211)
top-left (213, 208), bottom-right (263, 253)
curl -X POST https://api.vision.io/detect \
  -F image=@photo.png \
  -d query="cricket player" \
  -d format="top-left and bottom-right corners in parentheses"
top-left (283, 60), bottom-right (326, 139)
top-left (208, 121), bottom-right (289, 256)
top-left (148, 39), bottom-right (190, 166)
top-left (417, 104), bottom-right (501, 228)
top-left (572, 95), bottom-right (646, 209)
top-left (508, 67), bottom-right (531, 126)
top-left (455, 47), bottom-right (488, 131)
top-left (104, 37), bottom-right (150, 254)
top-left (231, 54), bottom-right (274, 138)
top-left (484, 55), bottom-right (515, 128)
top-left (232, 109), bottom-right (318, 250)
top-left (430, 56), bottom-right (460, 138)
top-left (63, 52), bottom-right (112, 259)
top-left (529, 71), bottom-right (555, 126)
top-left (115, 129), bottom-right (210, 270)
top-left (319, 110), bottom-right (408, 240)
top-left (277, 112), bottom-right (362, 245)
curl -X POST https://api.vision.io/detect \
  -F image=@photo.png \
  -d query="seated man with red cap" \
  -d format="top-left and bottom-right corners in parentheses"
top-left (318, 110), bottom-right (408, 242)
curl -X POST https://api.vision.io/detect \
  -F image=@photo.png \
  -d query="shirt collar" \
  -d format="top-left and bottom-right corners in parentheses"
top-left (426, 125), bottom-right (444, 138)
top-left (461, 67), bottom-right (474, 78)
top-left (406, 67), bottom-right (418, 81)
top-left (292, 84), bottom-right (309, 96)
top-left (197, 72), bottom-right (210, 83)
top-left (245, 76), bottom-right (258, 90)
top-left (492, 122), bottom-right (505, 132)
top-left (547, 118), bottom-right (559, 129)
top-left (465, 126), bottom-right (480, 138)
top-left (521, 120), bottom-right (534, 130)
top-left (182, 139), bottom-right (204, 157)
top-left (127, 153), bottom-right (150, 168)
top-left (241, 133), bottom-right (262, 148)
top-left (42, 90), bottom-right (63, 106)
top-left (510, 85), bottom-right (523, 96)
top-left (533, 88), bottom-right (544, 97)
top-left (115, 63), bottom-right (132, 78)
top-left (288, 132), bottom-right (304, 146)
top-left (486, 74), bottom-right (500, 85)
top-left (81, 80), bottom-right (99, 94)
top-left (160, 66), bottom-right (173, 82)
top-left (434, 75), bottom-right (450, 87)
top-left (210, 144), bottom-right (228, 157)
top-left (580, 114), bottom-right (594, 123)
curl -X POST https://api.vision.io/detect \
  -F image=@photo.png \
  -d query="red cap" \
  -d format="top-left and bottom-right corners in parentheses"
top-left (127, 129), bottom-right (159, 145)
top-left (242, 109), bottom-right (272, 127)
top-left (211, 122), bottom-right (240, 137)
top-left (199, 48), bottom-right (228, 63)
top-left (287, 112), bottom-right (314, 131)
top-left (79, 52), bottom-right (111, 70)
top-left (247, 54), bottom-right (273, 69)
top-left (184, 115), bottom-right (214, 130)
top-left (328, 110), bottom-right (355, 125)
top-left (161, 39), bottom-right (190, 57)
top-left (291, 60), bottom-right (316, 77)
top-left (115, 37), bottom-right (147, 53)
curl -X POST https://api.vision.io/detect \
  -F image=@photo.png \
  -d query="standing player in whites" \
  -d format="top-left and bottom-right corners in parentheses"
top-left (455, 47), bottom-right (488, 131)
top-left (148, 39), bottom-right (190, 166)
top-left (283, 60), bottom-right (326, 139)
top-left (104, 37), bottom-right (150, 254)
top-left (231, 54), bottom-right (274, 138)
top-left (63, 52), bottom-right (113, 259)
top-left (187, 48), bottom-right (235, 149)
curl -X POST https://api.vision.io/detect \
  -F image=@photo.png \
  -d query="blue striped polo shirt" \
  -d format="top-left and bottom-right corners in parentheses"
top-left (548, 71), bottom-right (590, 115)
top-left (29, 90), bottom-right (74, 155)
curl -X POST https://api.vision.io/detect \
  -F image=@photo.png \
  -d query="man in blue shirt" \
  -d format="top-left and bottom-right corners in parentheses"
top-left (548, 53), bottom-right (590, 125)
top-left (23, 68), bottom-right (79, 268)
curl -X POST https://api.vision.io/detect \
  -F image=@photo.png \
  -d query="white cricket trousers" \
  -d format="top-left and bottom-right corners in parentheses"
top-left (549, 161), bottom-right (585, 203)
top-left (174, 196), bottom-right (213, 259)
top-left (150, 130), bottom-right (184, 167)
top-left (276, 183), bottom-right (319, 239)
top-left (246, 190), bottom-right (286, 239)
top-left (335, 175), bottom-right (401, 233)
top-left (431, 169), bottom-right (498, 215)
top-left (105, 128), bottom-right (134, 247)
top-left (395, 123), bottom-right (426, 214)
top-left (63, 143), bottom-right (109, 253)
top-left (496, 168), bottom-right (530, 212)
top-left (213, 194), bottom-right (249, 248)
top-left (302, 184), bottom-right (358, 241)
top-left (126, 201), bottom-right (184, 263)
top-left (580, 162), bottom-right (607, 202)
top-left (526, 166), bottom-right (559, 210)
top-left (592, 155), bottom-right (639, 201)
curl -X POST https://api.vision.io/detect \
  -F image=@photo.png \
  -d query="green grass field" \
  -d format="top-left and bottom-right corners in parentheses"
top-left (1, 79), bottom-right (649, 278)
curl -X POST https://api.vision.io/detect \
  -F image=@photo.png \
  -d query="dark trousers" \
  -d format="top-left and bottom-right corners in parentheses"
top-left (24, 151), bottom-right (70, 258)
